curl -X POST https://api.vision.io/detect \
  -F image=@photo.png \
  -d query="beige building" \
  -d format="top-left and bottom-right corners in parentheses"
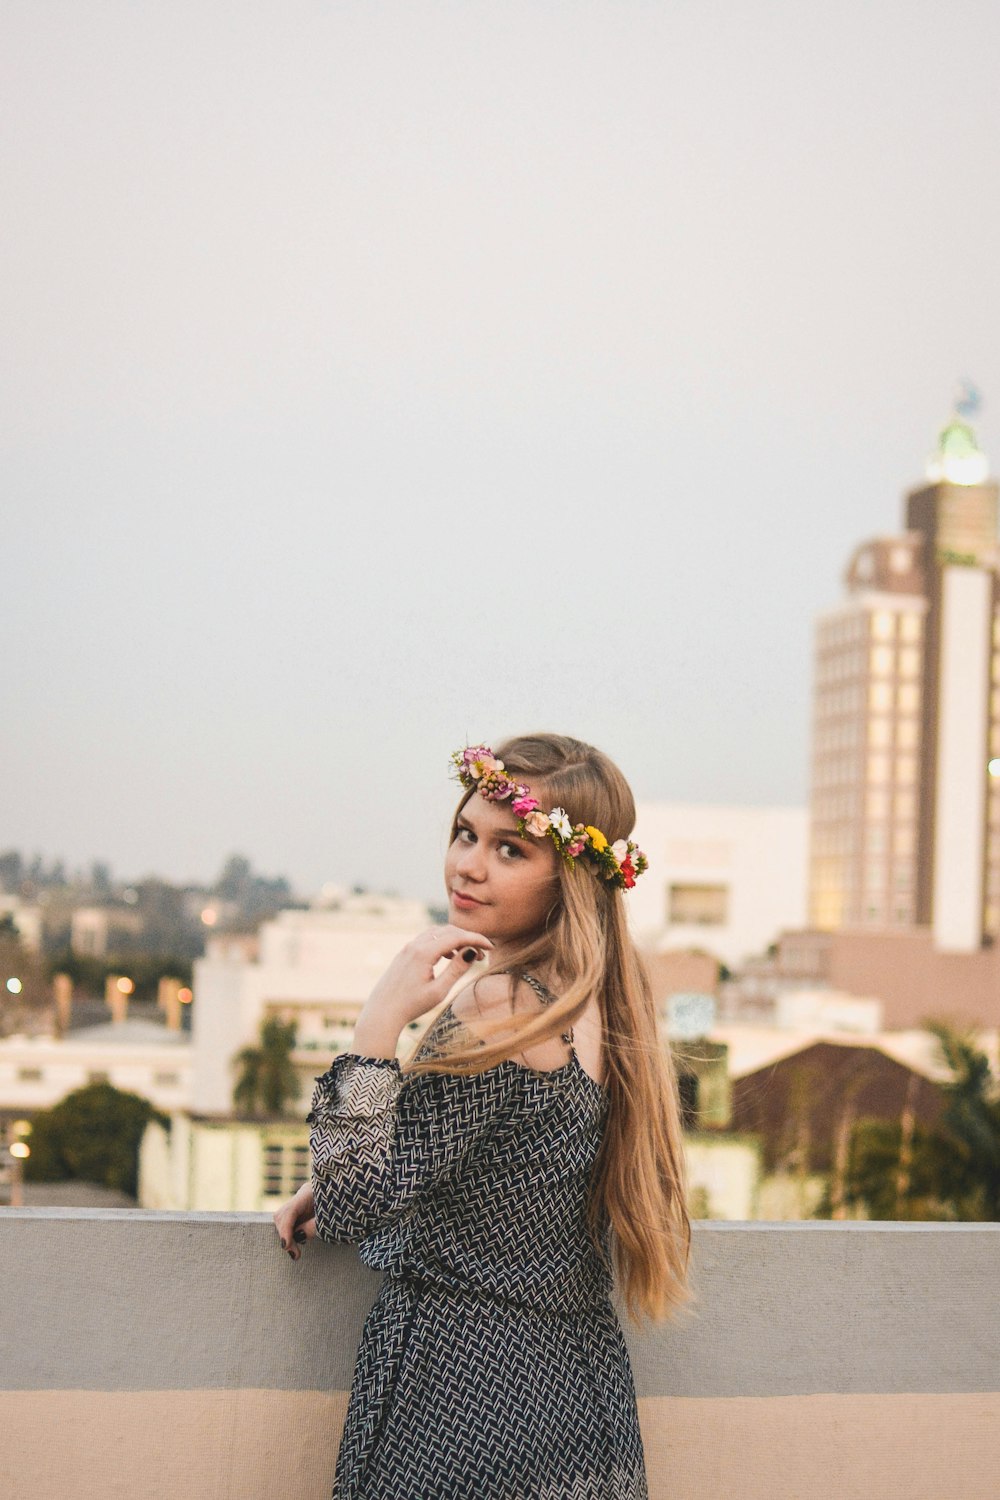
top-left (628, 801), bottom-right (808, 967)
top-left (809, 402), bottom-right (1000, 954)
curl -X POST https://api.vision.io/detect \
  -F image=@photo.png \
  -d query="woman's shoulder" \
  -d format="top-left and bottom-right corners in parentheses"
top-left (449, 971), bottom-right (572, 1074)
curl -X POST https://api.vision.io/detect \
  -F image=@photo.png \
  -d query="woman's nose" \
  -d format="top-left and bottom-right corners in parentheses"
top-left (455, 843), bottom-right (485, 879)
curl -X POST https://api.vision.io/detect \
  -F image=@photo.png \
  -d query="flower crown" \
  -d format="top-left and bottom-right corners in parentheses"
top-left (450, 745), bottom-right (649, 891)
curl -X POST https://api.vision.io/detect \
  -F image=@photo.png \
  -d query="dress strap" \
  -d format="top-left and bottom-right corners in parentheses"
top-left (520, 972), bottom-right (574, 1053)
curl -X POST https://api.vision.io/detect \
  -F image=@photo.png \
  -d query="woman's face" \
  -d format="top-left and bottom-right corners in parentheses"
top-left (445, 793), bottom-right (561, 948)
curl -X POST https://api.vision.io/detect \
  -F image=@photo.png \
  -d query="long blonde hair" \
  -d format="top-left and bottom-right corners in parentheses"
top-left (403, 732), bottom-right (693, 1326)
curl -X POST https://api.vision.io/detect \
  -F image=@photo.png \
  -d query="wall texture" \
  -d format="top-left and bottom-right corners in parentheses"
top-left (2, 1211), bottom-right (998, 1499)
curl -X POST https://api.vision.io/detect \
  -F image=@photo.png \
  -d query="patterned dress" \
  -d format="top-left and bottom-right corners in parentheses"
top-left (307, 973), bottom-right (649, 1500)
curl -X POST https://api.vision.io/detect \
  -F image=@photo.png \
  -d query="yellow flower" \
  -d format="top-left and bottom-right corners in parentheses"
top-left (585, 826), bottom-right (608, 852)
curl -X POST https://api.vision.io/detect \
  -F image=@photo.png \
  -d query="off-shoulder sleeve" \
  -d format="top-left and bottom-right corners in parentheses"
top-left (307, 1006), bottom-right (524, 1244)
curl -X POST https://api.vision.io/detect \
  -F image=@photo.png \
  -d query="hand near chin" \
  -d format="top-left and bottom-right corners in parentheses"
top-left (363, 925), bottom-right (494, 1027)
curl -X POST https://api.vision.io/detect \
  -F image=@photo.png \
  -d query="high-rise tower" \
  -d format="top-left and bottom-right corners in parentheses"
top-left (808, 392), bottom-right (1000, 953)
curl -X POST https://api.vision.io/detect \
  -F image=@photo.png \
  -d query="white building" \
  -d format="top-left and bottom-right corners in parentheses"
top-left (0, 895), bottom-right (44, 953)
top-left (0, 1018), bottom-right (192, 1116)
top-left (190, 890), bottom-right (432, 1118)
top-left (628, 802), bottom-right (809, 968)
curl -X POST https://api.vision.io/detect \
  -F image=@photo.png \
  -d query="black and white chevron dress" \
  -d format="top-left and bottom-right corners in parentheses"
top-left (307, 975), bottom-right (649, 1500)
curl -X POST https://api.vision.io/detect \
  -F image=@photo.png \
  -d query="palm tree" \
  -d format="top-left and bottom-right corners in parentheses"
top-left (232, 1017), bottom-right (300, 1119)
top-left (924, 1019), bottom-right (1000, 1220)
top-left (841, 1019), bottom-right (1000, 1221)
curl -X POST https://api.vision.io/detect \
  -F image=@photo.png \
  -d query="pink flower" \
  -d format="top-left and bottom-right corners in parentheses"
top-left (611, 839), bottom-right (629, 863)
top-left (524, 811), bottom-right (552, 838)
top-left (512, 793), bottom-right (539, 816)
top-left (566, 839), bottom-right (586, 857)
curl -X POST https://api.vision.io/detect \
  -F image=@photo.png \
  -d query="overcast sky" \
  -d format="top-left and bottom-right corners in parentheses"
top-left (4, 1), bottom-right (1000, 905)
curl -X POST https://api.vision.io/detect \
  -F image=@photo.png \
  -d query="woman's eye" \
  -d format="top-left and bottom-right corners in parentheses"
top-left (499, 842), bottom-right (523, 860)
top-left (456, 828), bottom-right (475, 844)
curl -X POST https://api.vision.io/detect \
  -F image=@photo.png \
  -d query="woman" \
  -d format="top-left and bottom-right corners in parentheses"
top-left (273, 733), bottom-right (692, 1499)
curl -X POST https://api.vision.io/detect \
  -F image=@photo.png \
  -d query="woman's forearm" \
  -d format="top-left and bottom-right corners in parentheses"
top-left (350, 999), bottom-right (410, 1059)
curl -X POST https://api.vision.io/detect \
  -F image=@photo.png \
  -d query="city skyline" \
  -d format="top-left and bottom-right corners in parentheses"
top-left (6, 3), bottom-right (1000, 904)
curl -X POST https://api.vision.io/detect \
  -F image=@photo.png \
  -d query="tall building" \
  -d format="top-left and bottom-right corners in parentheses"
top-left (809, 395), bottom-right (1000, 953)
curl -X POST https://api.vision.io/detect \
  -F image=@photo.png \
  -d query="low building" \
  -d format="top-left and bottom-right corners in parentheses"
top-left (0, 1018), bottom-right (192, 1118)
top-left (629, 802), bottom-right (809, 968)
top-left (191, 891), bottom-right (432, 1117)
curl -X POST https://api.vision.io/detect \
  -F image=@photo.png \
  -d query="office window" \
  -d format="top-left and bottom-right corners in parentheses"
top-left (870, 646), bottom-right (894, 677)
top-left (872, 611), bottom-right (895, 641)
top-left (263, 1140), bottom-right (311, 1199)
top-left (899, 647), bottom-right (920, 679)
top-left (153, 1071), bottom-right (180, 1087)
top-left (668, 884), bottom-right (729, 926)
top-left (900, 612), bottom-right (922, 642)
top-left (898, 684), bottom-right (920, 712)
top-left (867, 753), bottom-right (890, 784)
top-left (870, 683), bottom-right (892, 711)
top-left (894, 826), bottom-right (915, 856)
top-left (898, 720), bottom-right (919, 750)
top-left (867, 790), bottom-right (889, 818)
top-left (869, 718), bottom-right (891, 749)
top-left (87, 1071), bottom-right (109, 1084)
top-left (896, 755), bottom-right (917, 785)
top-left (17, 1067), bottom-right (43, 1082)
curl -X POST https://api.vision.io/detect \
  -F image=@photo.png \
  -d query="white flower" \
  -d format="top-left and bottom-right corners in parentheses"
top-left (611, 840), bottom-right (629, 863)
top-left (548, 807), bottom-right (573, 840)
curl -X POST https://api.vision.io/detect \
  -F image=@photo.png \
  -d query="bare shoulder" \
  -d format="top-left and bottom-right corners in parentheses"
top-left (450, 972), bottom-right (570, 1073)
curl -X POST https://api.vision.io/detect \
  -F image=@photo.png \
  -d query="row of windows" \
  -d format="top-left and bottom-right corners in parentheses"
top-left (12, 1067), bottom-right (182, 1086)
top-left (815, 642), bottom-right (922, 685)
top-left (811, 894), bottom-right (916, 926)
top-left (812, 752), bottom-right (920, 789)
top-left (813, 721), bottom-right (864, 754)
top-left (818, 613), bottom-right (868, 648)
top-left (814, 713), bottom-right (920, 758)
top-left (815, 686), bottom-right (865, 719)
top-left (867, 753), bottom-right (919, 785)
top-left (263, 1141), bottom-right (310, 1198)
top-left (811, 860), bottom-right (914, 892)
top-left (811, 789), bottom-right (921, 821)
top-left (818, 606), bottom-right (923, 650)
top-left (812, 792), bottom-right (864, 821)
top-left (868, 718), bottom-right (920, 750)
top-left (870, 610), bottom-right (923, 643)
top-left (817, 683), bottom-right (922, 717)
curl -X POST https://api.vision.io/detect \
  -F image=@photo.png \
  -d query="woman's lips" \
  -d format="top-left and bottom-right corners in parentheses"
top-left (451, 890), bottom-right (485, 910)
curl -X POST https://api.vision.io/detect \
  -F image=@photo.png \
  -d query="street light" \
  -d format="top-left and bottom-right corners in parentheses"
top-left (6, 1119), bottom-right (32, 1208)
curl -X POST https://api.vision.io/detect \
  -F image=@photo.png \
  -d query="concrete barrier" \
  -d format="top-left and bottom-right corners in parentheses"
top-left (2, 1211), bottom-right (998, 1498)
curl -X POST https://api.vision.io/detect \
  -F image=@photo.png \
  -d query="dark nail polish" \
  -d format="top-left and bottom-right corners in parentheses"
top-left (294, 1229), bottom-right (307, 1243)
top-left (280, 1238), bottom-right (286, 1249)
top-left (462, 948), bottom-right (477, 962)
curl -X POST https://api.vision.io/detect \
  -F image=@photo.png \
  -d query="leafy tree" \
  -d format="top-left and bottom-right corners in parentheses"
top-left (25, 1083), bottom-right (168, 1197)
top-left (215, 854), bottom-right (253, 901)
top-left (837, 1020), bottom-right (1000, 1221)
top-left (232, 1016), bottom-right (300, 1119)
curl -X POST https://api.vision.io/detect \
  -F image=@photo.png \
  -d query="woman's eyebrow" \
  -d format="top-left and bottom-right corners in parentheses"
top-left (457, 814), bottom-right (527, 840)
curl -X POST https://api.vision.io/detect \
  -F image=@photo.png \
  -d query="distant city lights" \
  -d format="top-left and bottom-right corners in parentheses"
top-left (178, 987), bottom-right (193, 1005)
top-left (116, 977), bottom-right (135, 995)
top-left (989, 759), bottom-right (1000, 777)
top-left (201, 908), bottom-right (218, 926)
top-left (6, 978), bottom-right (22, 994)
top-left (9, 1142), bottom-right (30, 1160)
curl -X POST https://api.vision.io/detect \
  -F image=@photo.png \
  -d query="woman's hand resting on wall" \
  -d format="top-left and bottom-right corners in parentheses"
top-left (273, 1180), bottom-right (316, 1261)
